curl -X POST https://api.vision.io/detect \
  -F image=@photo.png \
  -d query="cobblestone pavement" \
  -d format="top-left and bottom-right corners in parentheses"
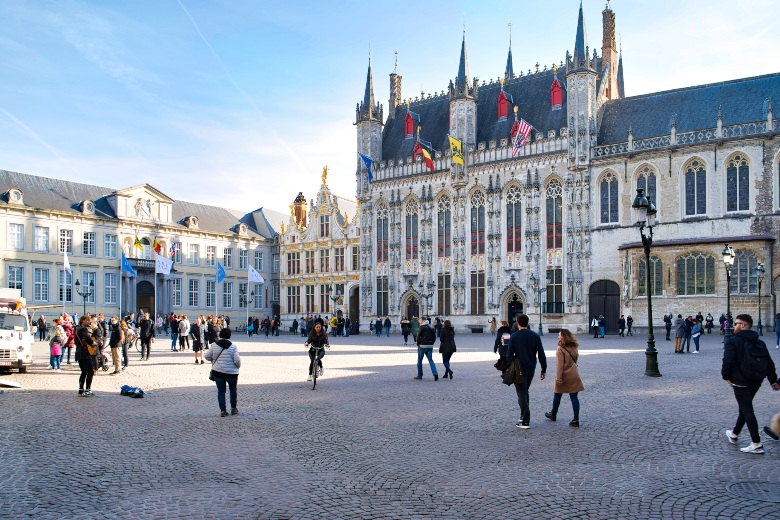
top-left (1, 329), bottom-right (779, 519)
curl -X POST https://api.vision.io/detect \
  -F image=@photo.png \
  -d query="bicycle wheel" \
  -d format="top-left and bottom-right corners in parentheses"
top-left (311, 364), bottom-right (317, 390)
top-left (134, 338), bottom-right (141, 352)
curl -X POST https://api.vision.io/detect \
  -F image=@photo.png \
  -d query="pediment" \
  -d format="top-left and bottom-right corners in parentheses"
top-left (110, 184), bottom-right (174, 223)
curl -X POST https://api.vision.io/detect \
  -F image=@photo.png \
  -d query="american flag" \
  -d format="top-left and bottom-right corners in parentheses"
top-left (512, 119), bottom-right (532, 157)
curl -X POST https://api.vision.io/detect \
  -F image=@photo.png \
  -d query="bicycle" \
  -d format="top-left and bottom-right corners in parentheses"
top-left (305, 343), bottom-right (329, 390)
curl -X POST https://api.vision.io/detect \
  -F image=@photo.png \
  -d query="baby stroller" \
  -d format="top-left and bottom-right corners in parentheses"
top-left (96, 343), bottom-right (111, 372)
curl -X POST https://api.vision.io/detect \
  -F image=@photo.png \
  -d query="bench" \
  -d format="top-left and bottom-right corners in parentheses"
top-left (467, 325), bottom-right (484, 334)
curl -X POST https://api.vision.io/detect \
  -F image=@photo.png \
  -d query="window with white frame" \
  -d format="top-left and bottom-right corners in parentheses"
top-left (83, 232), bottom-right (96, 256)
top-left (319, 284), bottom-right (331, 313)
top-left (334, 247), bottom-right (345, 272)
top-left (273, 254), bottom-right (279, 273)
top-left (104, 234), bottom-right (117, 258)
top-left (59, 229), bottom-right (73, 253)
top-left (7, 266), bottom-right (23, 291)
top-left (189, 244), bottom-right (200, 265)
top-left (206, 280), bottom-right (216, 308)
top-left (320, 215), bottom-right (330, 237)
top-left (189, 279), bottom-right (200, 307)
top-left (206, 246), bottom-right (216, 266)
top-left (172, 278), bottom-right (182, 306)
top-left (305, 285), bottom-right (315, 313)
top-left (58, 269), bottom-right (73, 302)
top-left (272, 282), bottom-right (279, 302)
top-left (239, 249), bottom-right (247, 269)
top-left (352, 246), bottom-right (359, 271)
top-left (254, 251), bottom-right (264, 271)
top-left (104, 273), bottom-right (117, 304)
top-left (34, 268), bottom-right (49, 302)
top-left (8, 223), bottom-right (24, 250)
top-left (173, 242), bottom-right (182, 264)
top-left (223, 247), bottom-right (233, 268)
top-left (223, 281), bottom-right (233, 308)
top-left (34, 226), bottom-right (49, 252)
top-left (253, 283), bottom-right (263, 308)
top-left (81, 271), bottom-right (96, 303)
top-left (238, 282), bottom-right (248, 308)
top-left (319, 249), bottom-right (330, 272)
top-left (287, 285), bottom-right (300, 313)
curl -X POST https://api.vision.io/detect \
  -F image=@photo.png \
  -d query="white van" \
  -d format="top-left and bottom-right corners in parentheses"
top-left (0, 288), bottom-right (34, 373)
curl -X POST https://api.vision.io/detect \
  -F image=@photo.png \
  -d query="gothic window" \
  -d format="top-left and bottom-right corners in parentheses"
top-left (600, 171), bottom-right (619, 224)
top-left (404, 112), bottom-right (414, 136)
top-left (550, 79), bottom-right (562, 108)
top-left (437, 197), bottom-right (452, 257)
top-left (470, 191), bottom-right (486, 255)
top-left (638, 255), bottom-right (663, 296)
top-left (546, 180), bottom-right (563, 249)
top-left (506, 186), bottom-right (522, 253)
top-left (545, 268), bottom-right (564, 313)
top-left (684, 159), bottom-right (707, 215)
top-left (376, 205), bottom-right (389, 263)
top-left (498, 91), bottom-right (509, 120)
top-left (731, 250), bottom-right (757, 294)
top-left (405, 199), bottom-right (419, 260)
top-left (726, 154), bottom-right (750, 212)
top-left (437, 273), bottom-right (451, 316)
top-left (676, 253), bottom-right (716, 295)
top-left (636, 165), bottom-right (657, 206)
top-left (376, 277), bottom-right (389, 316)
top-left (470, 271), bottom-right (485, 315)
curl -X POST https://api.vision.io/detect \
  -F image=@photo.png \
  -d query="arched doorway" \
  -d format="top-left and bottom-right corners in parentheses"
top-left (589, 280), bottom-right (620, 334)
top-left (507, 293), bottom-right (524, 324)
top-left (136, 280), bottom-right (155, 316)
top-left (405, 296), bottom-right (420, 319)
top-left (348, 285), bottom-right (360, 327)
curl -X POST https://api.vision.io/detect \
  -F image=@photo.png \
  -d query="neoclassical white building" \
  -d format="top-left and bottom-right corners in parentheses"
top-left (353, 3), bottom-right (780, 333)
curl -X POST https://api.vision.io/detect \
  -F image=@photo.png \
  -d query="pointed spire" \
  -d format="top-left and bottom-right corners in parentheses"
top-left (456, 28), bottom-right (470, 93)
top-left (574, 1), bottom-right (588, 63)
top-left (363, 57), bottom-right (375, 112)
top-left (617, 51), bottom-right (624, 98)
top-left (505, 21), bottom-right (514, 79)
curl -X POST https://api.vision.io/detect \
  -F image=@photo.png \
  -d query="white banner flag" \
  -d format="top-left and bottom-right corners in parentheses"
top-left (155, 253), bottom-right (173, 275)
top-left (248, 264), bottom-right (265, 283)
top-left (63, 250), bottom-right (71, 273)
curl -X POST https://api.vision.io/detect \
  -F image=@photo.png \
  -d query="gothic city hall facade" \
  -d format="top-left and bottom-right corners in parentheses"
top-left (353, 3), bottom-right (780, 334)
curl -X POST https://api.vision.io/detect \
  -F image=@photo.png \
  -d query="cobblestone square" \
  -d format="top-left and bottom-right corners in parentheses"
top-left (1, 331), bottom-right (778, 519)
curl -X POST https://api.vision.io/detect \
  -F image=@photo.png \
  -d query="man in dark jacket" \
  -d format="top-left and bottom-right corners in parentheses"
top-left (505, 314), bottom-right (547, 429)
top-left (138, 312), bottom-right (155, 361)
top-left (413, 317), bottom-right (438, 381)
top-left (664, 313), bottom-right (673, 341)
top-left (721, 313), bottom-right (780, 454)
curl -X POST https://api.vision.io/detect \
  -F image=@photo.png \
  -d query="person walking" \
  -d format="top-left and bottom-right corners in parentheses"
top-left (206, 329), bottom-right (241, 417)
top-left (48, 318), bottom-right (64, 371)
top-left (108, 316), bottom-right (123, 374)
top-left (400, 317), bottom-right (411, 345)
top-left (384, 317), bottom-right (391, 337)
top-left (545, 329), bottom-right (584, 427)
top-left (691, 319), bottom-right (703, 353)
top-left (434, 317), bottom-right (443, 339)
top-left (439, 320), bottom-right (457, 379)
top-left (178, 315), bottom-right (191, 351)
top-left (775, 313), bottom-right (780, 349)
top-left (591, 316), bottom-right (599, 339)
top-left (192, 317), bottom-right (205, 364)
top-left (705, 313), bottom-right (714, 334)
top-left (626, 315), bottom-right (634, 336)
top-left (375, 317), bottom-right (382, 337)
top-left (62, 314), bottom-right (75, 365)
top-left (664, 313), bottom-right (673, 341)
top-left (170, 314), bottom-right (180, 351)
top-left (618, 315), bottom-right (626, 337)
top-left (489, 317), bottom-right (497, 336)
top-left (598, 315), bottom-right (606, 338)
top-left (413, 317), bottom-right (438, 381)
top-left (74, 315), bottom-right (98, 397)
top-left (506, 314), bottom-right (547, 429)
top-left (139, 312), bottom-right (155, 360)
top-left (674, 314), bottom-right (685, 353)
top-left (37, 315), bottom-right (47, 341)
top-left (722, 314), bottom-right (780, 454)
top-left (493, 320), bottom-right (511, 372)
top-left (304, 322), bottom-right (329, 381)
top-left (410, 316), bottom-right (420, 343)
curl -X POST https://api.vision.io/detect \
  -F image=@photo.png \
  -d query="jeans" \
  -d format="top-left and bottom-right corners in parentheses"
top-left (214, 374), bottom-right (238, 412)
top-left (442, 351), bottom-right (453, 374)
top-left (732, 384), bottom-right (761, 443)
top-left (376, 326), bottom-right (381, 337)
top-left (599, 326), bottom-right (605, 337)
top-left (416, 347), bottom-right (437, 377)
top-left (78, 357), bottom-right (94, 391)
top-left (683, 334), bottom-right (691, 351)
top-left (140, 338), bottom-right (152, 359)
top-left (385, 326), bottom-right (390, 337)
top-left (265, 327), bottom-right (270, 337)
top-left (776, 330), bottom-right (780, 347)
top-left (665, 325), bottom-right (671, 340)
top-left (308, 348), bottom-right (325, 376)
top-left (121, 342), bottom-right (129, 367)
top-left (39, 328), bottom-right (46, 341)
top-left (514, 373), bottom-right (534, 423)
top-left (344, 327), bottom-right (349, 338)
top-left (64, 346), bottom-right (72, 364)
top-left (693, 335), bottom-right (700, 352)
top-left (627, 325), bottom-right (633, 336)
top-left (50, 354), bottom-right (61, 369)
top-left (170, 333), bottom-right (179, 350)
top-left (552, 392), bottom-right (580, 418)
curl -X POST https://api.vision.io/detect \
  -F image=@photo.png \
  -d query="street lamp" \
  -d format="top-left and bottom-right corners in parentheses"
top-left (756, 262), bottom-right (765, 336)
top-left (722, 244), bottom-right (736, 337)
top-left (528, 272), bottom-right (548, 336)
top-left (631, 188), bottom-right (661, 377)
top-left (418, 280), bottom-right (435, 318)
top-left (74, 279), bottom-right (94, 318)
top-left (240, 289), bottom-right (254, 333)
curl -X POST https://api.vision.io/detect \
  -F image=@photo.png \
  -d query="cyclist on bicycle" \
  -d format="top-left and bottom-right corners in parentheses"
top-left (304, 322), bottom-right (329, 381)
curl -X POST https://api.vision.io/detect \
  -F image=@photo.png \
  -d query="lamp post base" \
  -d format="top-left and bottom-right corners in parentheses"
top-left (645, 347), bottom-right (662, 377)
top-left (538, 322), bottom-right (544, 336)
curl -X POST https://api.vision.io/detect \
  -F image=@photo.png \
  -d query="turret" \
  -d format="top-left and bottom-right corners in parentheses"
top-left (566, 2), bottom-right (599, 171)
top-left (388, 51), bottom-right (402, 119)
top-left (448, 31), bottom-right (478, 187)
top-left (617, 50), bottom-right (625, 98)
top-left (505, 23), bottom-right (514, 80)
top-left (601, 1), bottom-right (619, 100)
top-left (355, 58), bottom-right (383, 200)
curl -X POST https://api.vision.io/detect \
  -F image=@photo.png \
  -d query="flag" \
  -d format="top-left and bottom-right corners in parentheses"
top-left (169, 245), bottom-right (176, 262)
top-left (512, 119), bottom-right (532, 157)
top-left (63, 250), bottom-right (71, 273)
top-left (133, 235), bottom-right (143, 251)
top-left (155, 253), bottom-right (172, 275)
top-left (121, 253), bottom-right (137, 277)
top-left (216, 262), bottom-right (226, 283)
top-left (152, 237), bottom-right (162, 254)
top-left (359, 153), bottom-right (373, 183)
top-left (413, 142), bottom-right (435, 172)
top-left (448, 136), bottom-right (464, 166)
top-left (248, 264), bottom-right (265, 284)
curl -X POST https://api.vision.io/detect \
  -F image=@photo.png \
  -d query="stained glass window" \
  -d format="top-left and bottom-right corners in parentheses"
top-left (506, 186), bottom-right (522, 252)
top-left (437, 197), bottom-right (452, 257)
top-left (676, 253), bottom-right (715, 295)
top-left (636, 165), bottom-right (657, 206)
top-left (600, 172), bottom-right (618, 223)
top-left (470, 191), bottom-right (486, 255)
top-left (638, 255), bottom-right (663, 296)
top-left (405, 199), bottom-right (419, 260)
top-left (684, 159), bottom-right (707, 215)
top-left (376, 205), bottom-right (389, 263)
top-left (726, 155), bottom-right (750, 212)
top-left (730, 250), bottom-right (757, 294)
top-left (546, 180), bottom-right (563, 248)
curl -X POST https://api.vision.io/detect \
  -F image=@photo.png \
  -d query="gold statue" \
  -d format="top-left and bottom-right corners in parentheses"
top-left (281, 221), bottom-right (286, 234)
top-left (344, 212), bottom-right (349, 225)
top-left (322, 165), bottom-right (328, 185)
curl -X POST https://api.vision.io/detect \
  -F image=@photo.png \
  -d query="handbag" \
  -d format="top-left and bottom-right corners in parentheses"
top-left (208, 346), bottom-right (228, 381)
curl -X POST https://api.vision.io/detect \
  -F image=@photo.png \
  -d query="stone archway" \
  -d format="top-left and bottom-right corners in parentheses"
top-left (589, 280), bottom-right (620, 334)
top-left (136, 280), bottom-right (155, 317)
top-left (400, 291), bottom-right (420, 320)
top-left (501, 289), bottom-right (526, 325)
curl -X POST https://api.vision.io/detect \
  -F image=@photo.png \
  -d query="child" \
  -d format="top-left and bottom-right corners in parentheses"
top-left (49, 322), bottom-right (64, 371)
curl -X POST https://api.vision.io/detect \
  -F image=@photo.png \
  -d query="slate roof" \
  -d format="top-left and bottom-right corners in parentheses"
top-left (0, 170), bottom-right (282, 239)
top-left (599, 72), bottom-right (780, 144)
top-left (381, 69), bottom-right (569, 162)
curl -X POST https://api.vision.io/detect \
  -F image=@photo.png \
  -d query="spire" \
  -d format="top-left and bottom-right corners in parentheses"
top-left (357, 56), bottom-right (382, 123)
top-left (505, 21), bottom-right (514, 80)
top-left (456, 29), bottom-right (470, 92)
top-left (574, 1), bottom-right (588, 62)
top-left (617, 50), bottom-right (624, 98)
top-left (363, 57), bottom-right (375, 112)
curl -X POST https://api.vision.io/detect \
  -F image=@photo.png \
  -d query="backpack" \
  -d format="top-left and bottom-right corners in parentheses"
top-left (739, 339), bottom-right (771, 382)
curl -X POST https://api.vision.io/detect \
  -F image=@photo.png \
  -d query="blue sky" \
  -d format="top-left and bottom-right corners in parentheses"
top-left (1, 0), bottom-right (778, 214)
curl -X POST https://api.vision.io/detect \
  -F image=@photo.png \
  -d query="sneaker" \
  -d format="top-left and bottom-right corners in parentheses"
top-left (220, 411), bottom-right (229, 417)
top-left (230, 408), bottom-right (239, 415)
top-left (515, 422), bottom-right (530, 429)
top-left (56, 368), bottom-right (62, 372)
top-left (725, 429), bottom-right (739, 444)
top-left (78, 390), bottom-right (85, 396)
top-left (49, 366), bottom-right (54, 370)
top-left (307, 375), bottom-right (312, 381)
top-left (318, 367), bottom-right (324, 376)
top-left (693, 351), bottom-right (699, 354)
top-left (763, 426), bottom-right (780, 441)
top-left (84, 390), bottom-right (94, 397)
top-left (740, 443), bottom-right (765, 454)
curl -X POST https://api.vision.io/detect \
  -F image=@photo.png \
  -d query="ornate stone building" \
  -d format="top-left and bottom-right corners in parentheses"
top-left (355, 3), bottom-right (780, 333)
top-left (278, 168), bottom-right (360, 326)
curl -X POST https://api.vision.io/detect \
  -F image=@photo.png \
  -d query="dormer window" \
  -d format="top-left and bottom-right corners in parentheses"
top-left (498, 91), bottom-right (509, 120)
top-left (237, 223), bottom-right (248, 236)
top-left (551, 79), bottom-right (563, 109)
top-left (6, 188), bottom-right (23, 205)
top-left (404, 112), bottom-right (414, 137)
top-left (81, 199), bottom-right (95, 215)
top-left (185, 216), bottom-right (199, 229)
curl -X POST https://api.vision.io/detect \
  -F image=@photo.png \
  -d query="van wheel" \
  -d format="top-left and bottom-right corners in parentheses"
top-left (19, 366), bottom-right (28, 374)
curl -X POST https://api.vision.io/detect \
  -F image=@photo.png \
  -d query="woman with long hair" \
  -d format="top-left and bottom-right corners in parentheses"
top-left (545, 328), bottom-right (585, 427)
top-left (439, 319), bottom-right (456, 379)
top-left (304, 322), bottom-right (329, 381)
top-left (74, 315), bottom-right (98, 396)
top-left (493, 320), bottom-right (512, 371)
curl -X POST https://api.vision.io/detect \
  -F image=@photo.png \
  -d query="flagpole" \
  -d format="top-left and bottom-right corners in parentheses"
top-left (119, 272), bottom-right (123, 318)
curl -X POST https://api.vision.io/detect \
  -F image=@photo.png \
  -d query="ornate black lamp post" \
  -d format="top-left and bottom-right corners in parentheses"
top-left (722, 244), bottom-right (735, 337)
top-left (418, 280), bottom-right (435, 318)
top-left (74, 279), bottom-right (94, 318)
top-left (631, 188), bottom-right (661, 377)
top-left (756, 262), bottom-right (765, 336)
top-left (529, 272), bottom-right (547, 336)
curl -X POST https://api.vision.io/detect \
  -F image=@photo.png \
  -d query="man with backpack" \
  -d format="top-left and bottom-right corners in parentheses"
top-left (721, 314), bottom-right (780, 454)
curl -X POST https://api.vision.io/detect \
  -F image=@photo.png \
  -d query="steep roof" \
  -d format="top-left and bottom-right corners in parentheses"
top-left (599, 72), bottom-right (780, 144)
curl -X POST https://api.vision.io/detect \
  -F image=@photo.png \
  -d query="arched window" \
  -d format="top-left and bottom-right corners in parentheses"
top-left (600, 171), bottom-right (619, 223)
top-left (726, 154), bottom-right (750, 212)
top-left (636, 165), bottom-right (657, 205)
top-left (470, 191), bottom-right (486, 255)
top-left (676, 253), bottom-right (715, 295)
top-left (684, 159), bottom-right (707, 216)
top-left (506, 186), bottom-right (522, 252)
top-left (550, 79), bottom-right (562, 108)
top-left (376, 205), bottom-right (388, 263)
top-left (731, 250), bottom-right (757, 294)
top-left (405, 199), bottom-right (419, 260)
top-left (546, 180), bottom-right (563, 249)
top-left (638, 255), bottom-right (663, 296)
top-left (437, 196), bottom-right (451, 257)
top-left (497, 91), bottom-right (509, 120)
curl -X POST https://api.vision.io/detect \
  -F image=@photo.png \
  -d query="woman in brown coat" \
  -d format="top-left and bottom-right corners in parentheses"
top-left (545, 329), bottom-right (585, 427)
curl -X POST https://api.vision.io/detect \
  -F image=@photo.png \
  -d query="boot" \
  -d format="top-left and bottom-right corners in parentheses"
top-left (570, 418), bottom-right (580, 427)
top-left (545, 411), bottom-right (557, 421)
